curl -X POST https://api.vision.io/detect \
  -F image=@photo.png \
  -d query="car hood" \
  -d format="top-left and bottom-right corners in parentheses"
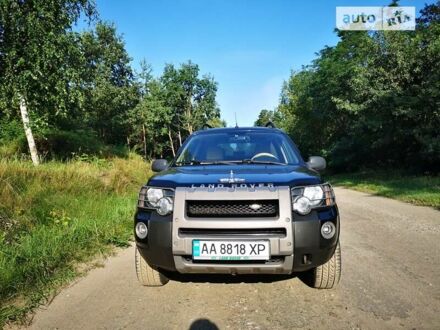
top-left (147, 164), bottom-right (321, 188)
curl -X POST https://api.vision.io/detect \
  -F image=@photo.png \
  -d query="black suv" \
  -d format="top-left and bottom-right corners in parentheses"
top-left (134, 127), bottom-right (341, 289)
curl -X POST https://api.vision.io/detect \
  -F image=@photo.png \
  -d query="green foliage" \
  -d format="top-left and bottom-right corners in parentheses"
top-left (0, 119), bottom-right (27, 159)
top-left (159, 61), bottom-right (220, 148)
top-left (35, 129), bottom-right (128, 160)
top-left (267, 2), bottom-right (440, 173)
top-left (0, 119), bottom-right (23, 142)
top-left (254, 109), bottom-right (282, 127)
top-left (0, 139), bottom-right (24, 160)
top-left (0, 157), bottom-right (152, 326)
top-left (77, 22), bottom-right (140, 145)
top-left (0, 0), bottom-right (96, 123)
top-left (128, 61), bottom-right (221, 158)
top-left (0, 2), bottom-right (223, 161)
top-left (207, 117), bottom-right (227, 128)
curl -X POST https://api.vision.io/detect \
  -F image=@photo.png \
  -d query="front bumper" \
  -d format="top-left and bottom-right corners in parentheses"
top-left (135, 186), bottom-right (339, 274)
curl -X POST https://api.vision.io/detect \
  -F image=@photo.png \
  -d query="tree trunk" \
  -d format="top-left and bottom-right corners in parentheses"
top-left (142, 124), bottom-right (147, 159)
top-left (186, 109), bottom-right (193, 134)
top-left (178, 130), bottom-right (182, 147)
top-left (19, 96), bottom-right (40, 165)
top-left (186, 98), bottom-right (193, 134)
top-left (167, 127), bottom-right (176, 157)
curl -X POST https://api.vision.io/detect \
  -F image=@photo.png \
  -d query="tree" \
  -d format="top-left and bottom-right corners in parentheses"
top-left (0, 3), bottom-right (223, 161)
top-left (254, 109), bottom-right (282, 127)
top-left (271, 2), bottom-right (440, 172)
top-left (127, 61), bottom-right (222, 159)
top-left (128, 78), bottom-right (174, 158)
top-left (160, 62), bottom-right (220, 155)
top-left (206, 117), bottom-right (227, 128)
top-left (0, 0), bottom-right (96, 165)
top-left (79, 22), bottom-right (140, 145)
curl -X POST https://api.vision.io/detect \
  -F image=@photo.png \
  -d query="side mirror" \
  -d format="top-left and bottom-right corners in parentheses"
top-left (307, 156), bottom-right (326, 171)
top-left (152, 159), bottom-right (168, 172)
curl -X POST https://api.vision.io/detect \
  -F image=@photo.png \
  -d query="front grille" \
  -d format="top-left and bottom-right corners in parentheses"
top-left (179, 228), bottom-right (286, 238)
top-left (186, 200), bottom-right (279, 218)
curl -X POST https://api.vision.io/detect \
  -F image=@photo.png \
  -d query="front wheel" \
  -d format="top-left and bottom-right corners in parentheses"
top-left (311, 241), bottom-right (341, 289)
top-left (135, 247), bottom-right (169, 287)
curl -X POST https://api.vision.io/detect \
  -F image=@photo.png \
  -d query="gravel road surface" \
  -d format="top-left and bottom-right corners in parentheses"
top-left (27, 188), bottom-right (440, 330)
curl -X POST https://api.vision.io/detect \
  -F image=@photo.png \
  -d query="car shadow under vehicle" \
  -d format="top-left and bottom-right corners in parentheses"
top-left (163, 271), bottom-right (313, 286)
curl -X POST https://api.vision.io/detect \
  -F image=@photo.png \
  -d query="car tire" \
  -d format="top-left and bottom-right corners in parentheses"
top-left (312, 241), bottom-right (341, 289)
top-left (135, 247), bottom-right (169, 286)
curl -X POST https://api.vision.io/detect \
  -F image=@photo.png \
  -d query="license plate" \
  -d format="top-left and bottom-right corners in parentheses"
top-left (192, 240), bottom-right (270, 260)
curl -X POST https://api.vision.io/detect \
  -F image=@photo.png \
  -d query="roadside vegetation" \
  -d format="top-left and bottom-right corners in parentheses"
top-left (0, 155), bottom-right (151, 326)
top-left (327, 171), bottom-right (440, 209)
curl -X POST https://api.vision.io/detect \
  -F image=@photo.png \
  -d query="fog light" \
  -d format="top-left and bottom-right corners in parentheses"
top-left (157, 197), bottom-right (173, 216)
top-left (135, 222), bottom-right (148, 239)
top-left (293, 196), bottom-right (312, 215)
top-left (321, 221), bottom-right (336, 239)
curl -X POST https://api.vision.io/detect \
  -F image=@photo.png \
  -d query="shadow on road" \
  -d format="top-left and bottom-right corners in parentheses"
top-left (164, 271), bottom-right (308, 285)
top-left (189, 318), bottom-right (219, 330)
top-left (296, 271), bottom-right (315, 288)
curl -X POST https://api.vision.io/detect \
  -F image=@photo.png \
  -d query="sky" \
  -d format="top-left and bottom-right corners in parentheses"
top-left (91, 0), bottom-right (430, 127)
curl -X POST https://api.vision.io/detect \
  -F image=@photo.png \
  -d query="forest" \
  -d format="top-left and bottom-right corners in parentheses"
top-left (0, 0), bottom-right (223, 164)
top-left (1, 1), bottom-right (439, 174)
top-left (256, 2), bottom-right (440, 173)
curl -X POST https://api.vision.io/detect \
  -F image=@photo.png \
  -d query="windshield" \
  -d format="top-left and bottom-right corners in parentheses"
top-left (174, 131), bottom-right (301, 165)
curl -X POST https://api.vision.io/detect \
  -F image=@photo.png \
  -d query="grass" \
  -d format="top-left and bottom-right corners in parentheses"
top-left (0, 155), bottom-right (152, 326)
top-left (326, 171), bottom-right (440, 209)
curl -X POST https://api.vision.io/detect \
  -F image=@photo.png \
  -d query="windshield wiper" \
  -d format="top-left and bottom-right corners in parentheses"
top-left (174, 160), bottom-right (202, 166)
top-left (175, 160), bottom-right (285, 166)
top-left (199, 161), bottom-right (239, 165)
top-left (241, 159), bottom-right (286, 165)
top-left (175, 160), bottom-right (237, 166)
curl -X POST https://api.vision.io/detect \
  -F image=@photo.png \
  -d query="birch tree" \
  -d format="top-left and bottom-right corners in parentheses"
top-left (0, 0), bottom-right (96, 165)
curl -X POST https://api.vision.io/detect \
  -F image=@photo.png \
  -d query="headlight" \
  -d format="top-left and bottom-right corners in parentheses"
top-left (292, 183), bottom-right (335, 215)
top-left (293, 196), bottom-right (312, 215)
top-left (303, 186), bottom-right (324, 206)
top-left (138, 187), bottom-right (174, 215)
top-left (147, 188), bottom-right (163, 206)
top-left (157, 197), bottom-right (173, 215)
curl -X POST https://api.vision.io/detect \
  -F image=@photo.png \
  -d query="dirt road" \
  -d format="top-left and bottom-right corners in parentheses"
top-left (28, 188), bottom-right (440, 329)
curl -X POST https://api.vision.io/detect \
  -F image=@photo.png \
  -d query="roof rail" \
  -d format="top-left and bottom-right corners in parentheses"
top-left (265, 121), bottom-right (276, 128)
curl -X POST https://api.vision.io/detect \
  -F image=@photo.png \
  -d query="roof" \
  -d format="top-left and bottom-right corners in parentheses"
top-left (193, 126), bottom-right (283, 135)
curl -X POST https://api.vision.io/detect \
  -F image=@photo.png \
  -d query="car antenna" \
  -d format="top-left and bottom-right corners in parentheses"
top-left (235, 112), bottom-right (239, 128)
